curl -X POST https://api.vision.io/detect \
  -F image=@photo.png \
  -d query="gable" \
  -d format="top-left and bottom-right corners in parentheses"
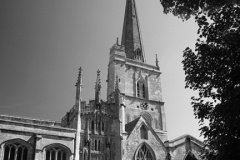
top-left (124, 116), bottom-right (167, 160)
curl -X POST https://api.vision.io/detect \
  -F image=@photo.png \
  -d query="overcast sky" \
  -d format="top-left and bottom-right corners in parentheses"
top-left (0, 0), bottom-right (201, 141)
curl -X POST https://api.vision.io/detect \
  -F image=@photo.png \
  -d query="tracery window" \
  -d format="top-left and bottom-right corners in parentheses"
top-left (137, 81), bottom-right (145, 98)
top-left (45, 146), bottom-right (67, 160)
top-left (3, 142), bottom-right (28, 160)
top-left (136, 144), bottom-right (154, 160)
top-left (140, 125), bottom-right (148, 140)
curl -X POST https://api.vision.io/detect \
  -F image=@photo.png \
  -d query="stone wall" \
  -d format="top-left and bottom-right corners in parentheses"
top-left (0, 115), bottom-right (75, 160)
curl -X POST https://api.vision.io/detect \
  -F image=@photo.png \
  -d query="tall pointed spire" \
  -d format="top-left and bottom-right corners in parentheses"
top-left (75, 67), bottom-right (82, 160)
top-left (121, 0), bottom-right (145, 63)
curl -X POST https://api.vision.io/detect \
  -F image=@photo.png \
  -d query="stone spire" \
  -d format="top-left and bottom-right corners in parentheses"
top-left (75, 67), bottom-right (83, 160)
top-left (121, 0), bottom-right (145, 63)
top-left (95, 69), bottom-right (101, 104)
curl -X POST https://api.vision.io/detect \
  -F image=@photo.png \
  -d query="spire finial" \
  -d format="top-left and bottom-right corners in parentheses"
top-left (76, 67), bottom-right (83, 87)
top-left (156, 54), bottom-right (159, 68)
top-left (95, 69), bottom-right (101, 103)
top-left (96, 69), bottom-right (101, 88)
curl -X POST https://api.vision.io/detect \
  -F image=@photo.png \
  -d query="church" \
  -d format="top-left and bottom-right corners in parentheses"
top-left (0, 0), bottom-right (203, 160)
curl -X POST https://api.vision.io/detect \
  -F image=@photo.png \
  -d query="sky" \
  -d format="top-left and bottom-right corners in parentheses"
top-left (0, 0), bottom-right (202, 141)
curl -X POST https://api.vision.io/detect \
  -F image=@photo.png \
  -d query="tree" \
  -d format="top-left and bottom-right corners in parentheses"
top-left (160, 0), bottom-right (240, 159)
top-left (160, 0), bottom-right (240, 20)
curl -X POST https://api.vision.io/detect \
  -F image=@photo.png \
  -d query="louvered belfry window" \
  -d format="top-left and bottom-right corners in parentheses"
top-left (3, 143), bottom-right (28, 160)
top-left (137, 81), bottom-right (145, 98)
top-left (136, 144), bottom-right (154, 160)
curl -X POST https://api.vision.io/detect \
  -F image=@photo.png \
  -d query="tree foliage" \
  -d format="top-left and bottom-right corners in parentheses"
top-left (160, 0), bottom-right (240, 20)
top-left (160, 0), bottom-right (240, 159)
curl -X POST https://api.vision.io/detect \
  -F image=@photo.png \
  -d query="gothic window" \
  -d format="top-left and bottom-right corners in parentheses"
top-left (136, 144), bottom-right (154, 160)
top-left (140, 125), bottom-right (148, 140)
top-left (94, 140), bottom-right (97, 151)
top-left (91, 121), bottom-right (94, 132)
top-left (102, 122), bottom-right (104, 132)
top-left (45, 146), bottom-right (67, 160)
top-left (3, 142), bottom-right (28, 160)
top-left (137, 81), bottom-right (146, 99)
top-left (98, 140), bottom-right (101, 151)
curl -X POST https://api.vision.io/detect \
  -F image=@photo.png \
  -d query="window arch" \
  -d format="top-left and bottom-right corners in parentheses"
top-left (137, 81), bottom-right (146, 99)
top-left (140, 125), bottom-right (148, 140)
top-left (45, 145), bottom-right (69, 160)
top-left (2, 139), bottom-right (31, 160)
top-left (135, 143), bottom-right (154, 160)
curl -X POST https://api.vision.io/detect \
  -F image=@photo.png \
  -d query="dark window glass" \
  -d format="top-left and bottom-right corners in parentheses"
top-left (46, 150), bottom-right (50, 160)
top-left (17, 147), bottom-right (22, 160)
top-left (10, 146), bottom-right (15, 160)
top-left (98, 140), bottom-right (101, 151)
top-left (140, 125), bottom-right (148, 140)
top-left (51, 150), bottom-right (55, 160)
top-left (4, 146), bottom-right (10, 160)
top-left (95, 140), bottom-right (97, 150)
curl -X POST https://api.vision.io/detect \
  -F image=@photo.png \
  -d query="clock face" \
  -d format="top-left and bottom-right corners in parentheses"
top-left (140, 102), bottom-right (148, 110)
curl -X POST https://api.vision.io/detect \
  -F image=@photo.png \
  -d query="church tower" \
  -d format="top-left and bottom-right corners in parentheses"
top-left (107, 0), bottom-right (167, 142)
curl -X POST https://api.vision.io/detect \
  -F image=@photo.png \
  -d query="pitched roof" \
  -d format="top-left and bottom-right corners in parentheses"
top-left (125, 117), bottom-right (140, 134)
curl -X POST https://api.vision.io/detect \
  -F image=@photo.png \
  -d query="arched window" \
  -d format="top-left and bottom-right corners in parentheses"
top-left (102, 122), bottom-right (104, 132)
top-left (140, 125), bottom-right (148, 140)
top-left (45, 146), bottom-right (68, 160)
top-left (94, 140), bottom-right (97, 151)
top-left (98, 122), bottom-right (101, 132)
top-left (98, 140), bottom-right (101, 151)
top-left (137, 81), bottom-right (146, 98)
top-left (91, 121), bottom-right (94, 132)
top-left (136, 143), bottom-right (154, 160)
top-left (3, 142), bottom-right (29, 160)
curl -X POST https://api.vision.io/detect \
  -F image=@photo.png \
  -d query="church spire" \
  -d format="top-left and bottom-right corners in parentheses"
top-left (121, 0), bottom-right (145, 63)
